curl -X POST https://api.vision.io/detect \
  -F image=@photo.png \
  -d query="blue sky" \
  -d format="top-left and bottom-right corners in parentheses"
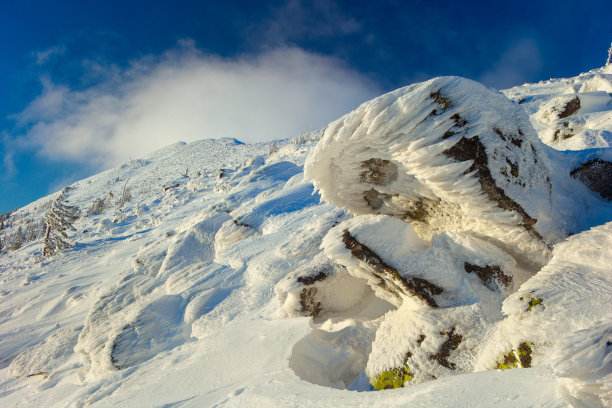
top-left (1, 0), bottom-right (611, 213)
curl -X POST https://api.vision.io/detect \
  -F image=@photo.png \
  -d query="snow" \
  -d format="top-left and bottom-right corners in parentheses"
top-left (503, 66), bottom-right (612, 151)
top-left (0, 68), bottom-right (611, 407)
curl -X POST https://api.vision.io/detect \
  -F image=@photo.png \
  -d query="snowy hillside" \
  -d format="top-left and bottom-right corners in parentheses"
top-left (0, 66), bottom-right (611, 407)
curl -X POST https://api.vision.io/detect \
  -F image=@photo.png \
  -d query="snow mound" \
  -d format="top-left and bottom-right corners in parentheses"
top-left (9, 328), bottom-right (80, 379)
top-left (476, 221), bottom-right (612, 406)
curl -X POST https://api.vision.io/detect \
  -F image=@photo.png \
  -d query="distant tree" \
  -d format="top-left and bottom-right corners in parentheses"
top-left (42, 188), bottom-right (81, 257)
top-left (25, 221), bottom-right (38, 242)
top-left (9, 226), bottom-right (24, 251)
top-left (115, 181), bottom-right (132, 209)
top-left (87, 197), bottom-right (105, 215)
top-left (268, 141), bottom-right (279, 156)
top-left (0, 210), bottom-right (14, 231)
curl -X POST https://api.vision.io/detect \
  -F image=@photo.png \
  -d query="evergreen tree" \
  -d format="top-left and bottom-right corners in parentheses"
top-left (42, 188), bottom-right (81, 257)
top-left (9, 226), bottom-right (24, 250)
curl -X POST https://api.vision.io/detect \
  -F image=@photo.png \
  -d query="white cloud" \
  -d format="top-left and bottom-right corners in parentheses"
top-left (14, 44), bottom-right (379, 170)
top-left (479, 38), bottom-right (542, 89)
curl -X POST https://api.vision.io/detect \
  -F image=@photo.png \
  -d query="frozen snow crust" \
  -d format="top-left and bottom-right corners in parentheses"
top-left (0, 71), bottom-right (611, 407)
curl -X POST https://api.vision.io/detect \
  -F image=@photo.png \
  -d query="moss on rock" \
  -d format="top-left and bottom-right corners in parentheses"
top-left (520, 295), bottom-right (544, 311)
top-left (496, 342), bottom-right (533, 369)
top-left (496, 351), bottom-right (519, 370)
top-left (517, 342), bottom-right (532, 368)
top-left (371, 365), bottom-right (412, 390)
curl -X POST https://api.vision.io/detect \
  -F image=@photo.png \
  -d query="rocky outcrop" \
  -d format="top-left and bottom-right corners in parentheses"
top-left (570, 159), bottom-right (612, 200)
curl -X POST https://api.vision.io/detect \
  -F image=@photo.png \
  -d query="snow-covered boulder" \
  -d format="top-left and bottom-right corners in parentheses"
top-left (476, 221), bottom-right (612, 406)
top-left (9, 328), bottom-right (80, 379)
top-left (305, 76), bottom-right (559, 265)
top-left (320, 215), bottom-right (531, 387)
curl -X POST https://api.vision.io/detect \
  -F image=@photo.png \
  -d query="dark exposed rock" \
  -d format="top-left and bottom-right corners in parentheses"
top-left (407, 278), bottom-right (443, 304)
top-left (498, 351), bottom-right (518, 369)
top-left (360, 159), bottom-right (398, 185)
top-left (297, 271), bottom-right (328, 286)
top-left (493, 128), bottom-right (523, 148)
top-left (300, 287), bottom-right (321, 317)
top-left (443, 136), bottom-right (541, 240)
top-left (416, 334), bottom-right (426, 346)
top-left (442, 114), bottom-right (468, 139)
top-left (110, 325), bottom-right (130, 370)
top-left (558, 97), bottom-right (581, 119)
top-left (570, 159), bottom-right (612, 200)
top-left (506, 158), bottom-right (519, 178)
top-left (464, 262), bottom-right (512, 290)
top-left (363, 188), bottom-right (392, 210)
top-left (430, 90), bottom-right (452, 116)
top-left (163, 183), bottom-right (180, 191)
top-left (233, 219), bottom-right (252, 228)
top-left (442, 129), bottom-right (458, 139)
top-left (402, 199), bottom-right (438, 223)
top-left (429, 328), bottom-right (462, 370)
top-left (517, 342), bottom-right (532, 368)
top-left (342, 230), bottom-right (442, 307)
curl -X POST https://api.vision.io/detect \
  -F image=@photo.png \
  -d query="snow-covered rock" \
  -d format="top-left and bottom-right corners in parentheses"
top-left (504, 66), bottom-right (612, 151)
top-left (306, 76), bottom-right (567, 266)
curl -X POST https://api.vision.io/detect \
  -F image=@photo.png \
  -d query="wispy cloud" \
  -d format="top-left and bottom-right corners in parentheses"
top-left (10, 42), bottom-right (379, 172)
top-left (1, 149), bottom-right (16, 180)
top-left (479, 38), bottom-right (542, 89)
top-left (33, 45), bottom-right (66, 65)
top-left (258, 0), bottom-right (361, 45)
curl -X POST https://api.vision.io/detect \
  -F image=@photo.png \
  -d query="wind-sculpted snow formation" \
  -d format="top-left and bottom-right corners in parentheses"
top-left (305, 76), bottom-right (609, 266)
top-left (0, 70), bottom-right (611, 407)
top-left (301, 75), bottom-right (612, 396)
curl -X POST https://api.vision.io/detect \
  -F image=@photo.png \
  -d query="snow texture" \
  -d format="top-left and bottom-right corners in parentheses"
top-left (0, 68), bottom-right (611, 407)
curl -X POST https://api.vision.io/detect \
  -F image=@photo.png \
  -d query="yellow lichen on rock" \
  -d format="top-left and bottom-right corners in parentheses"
top-left (496, 342), bottom-right (533, 369)
top-left (371, 365), bottom-right (412, 390)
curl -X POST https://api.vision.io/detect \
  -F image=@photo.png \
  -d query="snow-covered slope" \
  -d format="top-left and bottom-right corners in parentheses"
top-left (0, 68), bottom-right (610, 407)
top-left (503, 64), bottom-right (612, 151)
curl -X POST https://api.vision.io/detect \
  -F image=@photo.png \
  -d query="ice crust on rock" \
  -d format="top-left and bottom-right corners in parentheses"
top-left (305, 76), bottom-right (560, 265)
top-left (320, 215), bottom-right (529, 383)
